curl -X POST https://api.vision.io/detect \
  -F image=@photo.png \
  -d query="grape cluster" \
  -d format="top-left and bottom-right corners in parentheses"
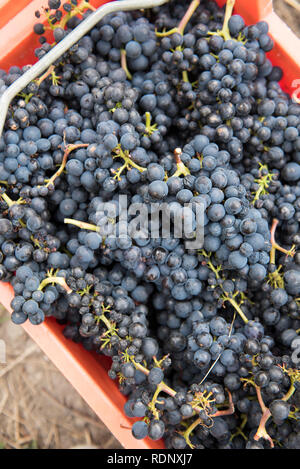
top-left (0, 0), bottom-right (299, 449)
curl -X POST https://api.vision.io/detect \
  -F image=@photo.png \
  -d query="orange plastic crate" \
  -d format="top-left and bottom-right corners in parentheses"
top-left (0, 0), bottom-right (299, 450)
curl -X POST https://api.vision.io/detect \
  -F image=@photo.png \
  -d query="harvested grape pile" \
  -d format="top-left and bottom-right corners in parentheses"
top-left (0, 0), bottom-right (300, 449)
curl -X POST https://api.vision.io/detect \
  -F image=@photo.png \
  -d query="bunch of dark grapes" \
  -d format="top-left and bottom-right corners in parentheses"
top-left (0, 0), bottom-right (299, 449)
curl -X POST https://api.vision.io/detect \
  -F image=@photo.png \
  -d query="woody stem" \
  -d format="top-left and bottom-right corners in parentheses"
top-left (38, 277), bottom-right (72, 293)
top-left (45, 143), bottom-right (89, 187)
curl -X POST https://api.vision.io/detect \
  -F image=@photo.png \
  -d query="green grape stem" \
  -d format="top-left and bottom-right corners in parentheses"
top-left (112, 145), bottom-right (147, 178)
top-left (144, 112), bottom-right (158, 135)
top-left (155, 27), bottom-right (178, 37)
top-left (230, 414), bottom-right (248, 442)
top-left (132, 358), bottom-right (234, 421)
top-left (267, 265), bottom-right (285, 289)
top-left (132, 360), bottom-right (176, 396)
top-left (220, 0), bottom-right (236, 41)
top-left (200, 250), bottom-right (249, 323)
top-left (183, 417), bottom-right (202, 449)
top-left (252, 165), bottom-right (275, 205)
top-left (1, 193), bottom-right (24, 208)
top-left (97, 296), bottom-right (235, 445)
top-left (145, 111), bottom-right (152, 130)
top-left (59, 0), bottom-right (96, 29)
top-left (222, 294), bottom-right (249, 324)
top-left (18, 92), bottom-right (34, 104)
top-left (38, 276), bottom-right (72, 294)
top-left (0, 193), bottom-right (26, 228)
top-left (208, 0), bottom-right (236, 41)
top-left (99, 313), bottom-right (114, 332)
top-left (156, 0), bottom-right (200, 37)
top-left (64, 218), bottom-right (100, 232)
top-left (1, 194), bottom-right (51, 250)
top-left (183, 391), bottom-right (234, 448)
top-left (182, 70), bottom-right (189, 83)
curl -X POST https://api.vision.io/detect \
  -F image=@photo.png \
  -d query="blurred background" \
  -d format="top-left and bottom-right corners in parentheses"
top-left (0, 0), bottom-right (299, 450)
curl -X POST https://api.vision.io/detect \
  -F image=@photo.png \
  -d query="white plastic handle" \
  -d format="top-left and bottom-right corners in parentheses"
top-left (0, 0), bottom-right (170, 138)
